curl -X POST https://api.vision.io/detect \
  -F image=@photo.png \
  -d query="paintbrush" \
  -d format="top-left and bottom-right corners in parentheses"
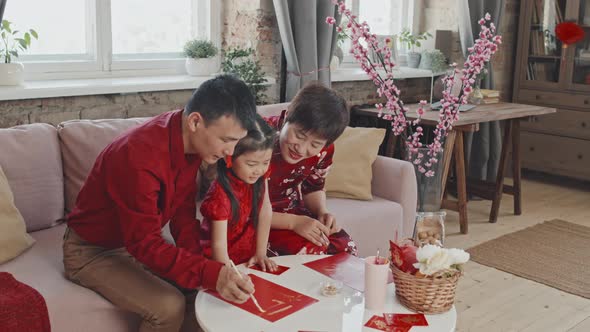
top-left (229, 260), bottom-right (266, 313)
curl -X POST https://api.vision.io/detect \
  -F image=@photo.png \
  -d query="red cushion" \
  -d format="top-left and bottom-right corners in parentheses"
top-left (0, 272), bottom-right (51, 332)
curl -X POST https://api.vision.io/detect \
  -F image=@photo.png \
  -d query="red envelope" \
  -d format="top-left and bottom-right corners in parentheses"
top-left (303, 253), bottom-right (393, 292)
top-left (206, 274), bottom-right (318, 322)
top-left (383, 313), bottom-right (428, 327)
top-left (249, 264), bottom-right (290, 275)
top-left (365, 315), bottom-right (411, 332)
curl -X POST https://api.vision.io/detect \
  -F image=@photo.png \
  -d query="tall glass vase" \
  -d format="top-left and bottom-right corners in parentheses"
top-left (406, 147), bottom-right (446, 246)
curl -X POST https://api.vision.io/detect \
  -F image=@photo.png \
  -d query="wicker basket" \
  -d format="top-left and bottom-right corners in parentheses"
top-left (391, 265), bottom-right (461, 314)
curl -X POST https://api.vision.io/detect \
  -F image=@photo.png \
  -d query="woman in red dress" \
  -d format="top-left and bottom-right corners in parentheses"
top-left (265, 83), bottom-right (358, 256)
top-left (200, 115), bottom-right (278, 271)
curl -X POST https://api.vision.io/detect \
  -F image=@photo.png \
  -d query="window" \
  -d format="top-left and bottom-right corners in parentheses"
top-left (3, 0), bottom-right (220, 79)
top-left (341, 0), bottom-right (419, 63)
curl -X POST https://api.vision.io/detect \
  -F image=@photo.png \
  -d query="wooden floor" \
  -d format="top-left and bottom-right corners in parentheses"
top-left (443, 171), bottom-right (590, 332)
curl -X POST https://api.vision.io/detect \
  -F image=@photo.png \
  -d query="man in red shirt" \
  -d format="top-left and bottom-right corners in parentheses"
top-left (63, 75), bottom-right (257, 332)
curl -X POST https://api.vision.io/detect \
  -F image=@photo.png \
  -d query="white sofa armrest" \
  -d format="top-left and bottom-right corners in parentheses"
top-left (371, 156), bottom-right (417, 238)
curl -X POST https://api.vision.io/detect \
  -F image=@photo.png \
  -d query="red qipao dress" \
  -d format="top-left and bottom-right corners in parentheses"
top-left (264, 111), bottom-right (358, 256)
top-left (199, 170), bottom-right (260, 264)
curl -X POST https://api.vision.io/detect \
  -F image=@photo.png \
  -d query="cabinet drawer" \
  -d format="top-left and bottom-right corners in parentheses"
top-left (521, 131), bottom-right (590, 181)
top-left (520, 109), bottom-right (590, 140)
top-left (518, 89), bottom-right (590, 111)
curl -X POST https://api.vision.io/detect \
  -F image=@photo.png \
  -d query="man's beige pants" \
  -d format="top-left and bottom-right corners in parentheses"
top-left (62, 227), bottom-right (203, 332)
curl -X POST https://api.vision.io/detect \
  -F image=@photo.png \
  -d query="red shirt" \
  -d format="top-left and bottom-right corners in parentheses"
top-left (200, 170), bottom-right (258, 264)
top-left (264, 111), bottom-right (334, 215)
top-left (67, 110), bottom-right (222, 290)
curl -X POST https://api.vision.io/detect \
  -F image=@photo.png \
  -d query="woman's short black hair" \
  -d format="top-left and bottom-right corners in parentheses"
top-left (286, 82), bottom-right (349, 145)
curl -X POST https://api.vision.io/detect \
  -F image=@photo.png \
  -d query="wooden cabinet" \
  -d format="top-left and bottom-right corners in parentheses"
top-left (513, 0), bottom-right (590, 181)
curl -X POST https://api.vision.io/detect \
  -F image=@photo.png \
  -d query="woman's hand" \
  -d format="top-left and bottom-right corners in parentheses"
top-left (318, 212), bottom-right (341, 235)
top-left (247, 254), bottom-right (278, 272)
top-left (292, 215), bottom-right (330, 247)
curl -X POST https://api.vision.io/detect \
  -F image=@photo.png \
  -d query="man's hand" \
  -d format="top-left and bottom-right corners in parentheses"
top-left (292, 215), bottom-right (330, 247)
top-left (318, 212), bottom-right (341, 235)
top-left (215, 265), bottom-right (254, 304)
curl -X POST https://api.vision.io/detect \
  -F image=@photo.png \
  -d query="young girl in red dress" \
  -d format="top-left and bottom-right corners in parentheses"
top-left (200, 115), bottom-right (279, 271)
top-left (265, 83), bottom-right (358, 256)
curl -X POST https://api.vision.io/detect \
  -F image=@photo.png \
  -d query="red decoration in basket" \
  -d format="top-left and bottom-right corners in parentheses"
top-left (389, 240), bottom-right (418, 274)
top-left (555, 22), bottom-right (585, 46)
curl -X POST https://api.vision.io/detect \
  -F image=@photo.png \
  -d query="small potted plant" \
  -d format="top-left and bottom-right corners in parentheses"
top-left (183, 39), bottom-right (219, 76)
top-left (0, 20), bottom-right (38, 86)
top-left (221, 47), bottom-right (268, 104)
top-left (398, 28), bottom-right (432, 68)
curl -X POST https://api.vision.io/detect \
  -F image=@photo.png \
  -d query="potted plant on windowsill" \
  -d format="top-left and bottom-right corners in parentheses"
top-left (398, 28), bottom-right (431, 68)
top-left (183, 39), bottom-right (219, 76)
top-left (0, 20), bottom-right (38, 86)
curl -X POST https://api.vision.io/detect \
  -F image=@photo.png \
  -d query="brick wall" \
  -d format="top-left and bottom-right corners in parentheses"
top-left (332, 78), bottom-right (433, 107)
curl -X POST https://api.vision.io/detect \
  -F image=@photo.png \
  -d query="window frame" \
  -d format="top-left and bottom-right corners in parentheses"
top-left (19, 0), bottom-right (220, 81)
top-left (341, 0), bottom-right (420, 65)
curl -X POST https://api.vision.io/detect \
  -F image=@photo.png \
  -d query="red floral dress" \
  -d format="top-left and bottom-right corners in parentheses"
top-left (200, 170), bottom-right (259, 264)
top-left (264, 111), bottom-right (358, 256)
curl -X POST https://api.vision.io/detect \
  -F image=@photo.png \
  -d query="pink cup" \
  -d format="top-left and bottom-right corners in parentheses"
top-left (364, 255), bottom-right (389, 310)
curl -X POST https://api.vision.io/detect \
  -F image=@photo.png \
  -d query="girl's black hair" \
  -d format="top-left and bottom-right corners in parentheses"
top-left (216, 114), bottom-right (278, 227)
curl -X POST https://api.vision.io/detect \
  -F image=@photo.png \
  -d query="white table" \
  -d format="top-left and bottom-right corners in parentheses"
top-left (195, 255), bottom-right (456, 332)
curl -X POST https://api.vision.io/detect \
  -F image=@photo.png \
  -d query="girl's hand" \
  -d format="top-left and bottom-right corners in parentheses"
top-left (318, 212), bottom-right (341, 235)
top-left (292, 215), bottom-right (330, 247)
top-left (248, 254), bottom-right (278, 272)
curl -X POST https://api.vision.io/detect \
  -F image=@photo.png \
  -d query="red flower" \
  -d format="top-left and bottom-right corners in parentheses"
top-left (555, 22), bottom-right (585, 45)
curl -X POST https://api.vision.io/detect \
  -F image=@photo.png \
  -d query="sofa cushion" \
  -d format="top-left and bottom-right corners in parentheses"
top-left (0, 123), bottom-right (65, 231)
top-left (0, 224), bottom-right (140, 332)
top-left (327, 196), bottom-right (402, 258)
top-left (325, 127), bottom-right (385, 200)
top-left (0, 166), bottom-right (35, 263)
top-left (58, 118), bottom-right (149, 213)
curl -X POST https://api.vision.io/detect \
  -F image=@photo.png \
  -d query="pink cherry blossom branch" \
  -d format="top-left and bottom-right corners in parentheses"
top-left (327, 2), bottom-right (501, 176)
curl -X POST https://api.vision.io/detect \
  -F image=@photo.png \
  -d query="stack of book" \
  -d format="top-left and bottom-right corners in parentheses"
top-left (480, 89), bottom-right (500, 104)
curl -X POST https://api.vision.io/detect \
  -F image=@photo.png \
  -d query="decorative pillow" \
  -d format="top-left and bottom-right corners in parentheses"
top-left (58, 117), bottom-right (149, 213)
top-left (0, 123), bottom-right (64, 231)
top-left (0, 166), bottom-right (35, 264)
top-left (325, 127), bottom-right (386, 200)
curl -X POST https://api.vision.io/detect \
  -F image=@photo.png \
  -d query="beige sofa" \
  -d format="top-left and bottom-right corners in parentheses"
top-left (0, 103), bottom-right (416, 331)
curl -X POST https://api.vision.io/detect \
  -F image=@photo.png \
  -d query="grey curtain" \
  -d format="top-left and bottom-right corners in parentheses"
top-left (0, 0), bottom-right (6, 22)
top-left (273, 0), bottom-right (340, 100)
top-left (458, 0), bottom-right (505, 181)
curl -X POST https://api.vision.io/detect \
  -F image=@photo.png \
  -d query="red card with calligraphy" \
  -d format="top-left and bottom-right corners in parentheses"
top-left (249, 264), bottom-right (290, 275)
top-left (365, 315), bottom-right (410, 332)
top-left (302, 253), bottom-right (393, 292)
top-left (206, 274), bottom-right (318, 322)
top-left (383, 313), bottom-right (428, 327)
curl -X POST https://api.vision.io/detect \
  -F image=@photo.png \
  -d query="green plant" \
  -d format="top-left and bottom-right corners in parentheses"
top-left (398, 28), bottom-right (431, 53)
top-left (419, 49), bottom-right (448, 72)
top-left (336, 20), bottom-right (348, 48)
top-left (0, 20), bottom-right (38, 63)
top-left (183, 39), bottom-right (218, 59)
top-left (222, 47), bottom-right (268, 104)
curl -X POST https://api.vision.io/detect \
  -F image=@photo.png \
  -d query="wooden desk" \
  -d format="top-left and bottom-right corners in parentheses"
top-left (354, 103), bottom-right (556, 234)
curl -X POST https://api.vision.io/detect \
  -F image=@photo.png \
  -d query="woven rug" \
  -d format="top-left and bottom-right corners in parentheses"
top-left (467, 219), bottom-right (590, 299)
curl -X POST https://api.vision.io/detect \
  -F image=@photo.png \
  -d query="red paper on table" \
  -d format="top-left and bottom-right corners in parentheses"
top-left (365, 315), bottom-right (410, 332)
top-left (383, 313), bottom-right (428, 327)
top-left (302, 253), bottom-right (393, 292)
top-left (249, 264), bottom-right (290, 275)
top-left (206, 274), bottom-right (318, 322)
